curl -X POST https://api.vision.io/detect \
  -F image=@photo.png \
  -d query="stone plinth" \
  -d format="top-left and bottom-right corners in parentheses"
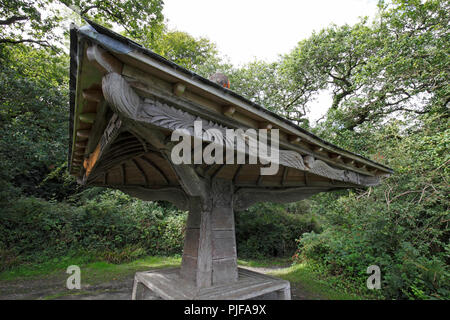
top-left (132, 267), bottom-right (291, 300)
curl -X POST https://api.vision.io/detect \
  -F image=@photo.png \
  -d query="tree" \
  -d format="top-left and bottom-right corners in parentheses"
top-left (0, 44), bottom-right (72, 198)
top-left (288, 1), bottom-right (450, 299)
top-left (283, 0), bottom-right (449, 131)
top-left (148, 30), bottom-right (222, 76)
top-left (0, 0), bottom-right (164, 50)
top-left (228, 60), bottom-right (311, 126)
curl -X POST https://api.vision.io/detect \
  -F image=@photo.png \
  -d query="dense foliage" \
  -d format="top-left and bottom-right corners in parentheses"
top-left (0, 0), bottom-right (164, 49)
top-left (0, 45), bottom-right (71, 199)
top-left (0, 190), bottom-right (186, 270)
top-left (235, 202), bottom-right (320, 258)
top-left (0, 0), bottom-right (448, 300)
top-left (295, 116), bottom-right (449, 299)
top-left (288, 0), bottom-right (450, 299)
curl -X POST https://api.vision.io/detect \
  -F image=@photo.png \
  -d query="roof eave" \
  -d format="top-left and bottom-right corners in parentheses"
top-left (69, 20), bottom-right (393, 177)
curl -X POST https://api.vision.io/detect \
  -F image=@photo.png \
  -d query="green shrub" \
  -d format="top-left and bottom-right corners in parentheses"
top-left (295, 185), bottom-right (449, 300)
top-left (293, 114), bottom-right (450, 300)
top-left (100, 245), bottom-right (148, 264)
top-left (0, 190), bottom-right (187, 268)
top-left (0, 197), bottom-right (76, 260)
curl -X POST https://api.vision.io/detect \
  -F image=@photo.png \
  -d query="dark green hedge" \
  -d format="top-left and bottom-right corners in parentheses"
top-left (0, 190), bottom-right (187, 269)
top-left (0, 189), bottom-right (317, 270)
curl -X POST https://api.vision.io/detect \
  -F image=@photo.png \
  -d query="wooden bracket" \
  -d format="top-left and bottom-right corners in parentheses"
top-left (82, 88), bottom-right (103, 102)
top-left (79, 113), bottom-right (97, 124)
top-left (314, 146), bottom-right (324, 152)
top-left (173, 83), bottom-right (186, 97)
top-left (258, 122), bottom-right (273, 130)
top-left (76, 129), bottom-right (91, 139)
top-left (288, 135), bottom-right (301, 144)
top-left (223, 106), bottom-right (236, 117)
top-left (86, 44), bottom-right (123, 74)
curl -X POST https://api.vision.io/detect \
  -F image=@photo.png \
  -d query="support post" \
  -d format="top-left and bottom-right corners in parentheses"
top-left (180, 178), bottom-right (238, 288)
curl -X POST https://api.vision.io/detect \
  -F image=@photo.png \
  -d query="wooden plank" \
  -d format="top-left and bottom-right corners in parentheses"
top-left (86, 44), bottom-right (123, 74)
top-left (131, 158), bottom-right (149, 185)
top-left (140, 155), bottom-right (170, 185)
top-left (281, 166), bottom-right (288, 186)
top-left (121, 163), bottom-right (126, 185)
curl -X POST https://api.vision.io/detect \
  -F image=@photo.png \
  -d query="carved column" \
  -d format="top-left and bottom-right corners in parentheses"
top-left (180, 178), bottom-right (238, 288)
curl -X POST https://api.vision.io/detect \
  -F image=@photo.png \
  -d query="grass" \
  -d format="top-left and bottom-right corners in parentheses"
top-left (42, 290), bottom-right (96, 300)
top-left (0, 254), bottom-right (97, 281)
top-left (0, 254), bottom-right (182, 300)
top-left (0, 254), bottom-right (370, 300)
top-left (81, 256), bottom-right (181, 284)
top-left (237, 257), bottom-right (292, 268)
top-left (2, 255), bottom-right (290, 283)
top-left (0, 254), bottom-right (181, 283)
top-left (238, 257), bottom-right (367, 299)
top-left (268, 263), bottom-right (363, 300)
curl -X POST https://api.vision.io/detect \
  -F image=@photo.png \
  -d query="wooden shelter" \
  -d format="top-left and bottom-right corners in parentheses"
top-left (68, 21), bottom-right (392, 300)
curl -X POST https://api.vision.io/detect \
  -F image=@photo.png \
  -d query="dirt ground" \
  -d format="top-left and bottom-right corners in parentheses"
top-left (0, 266), bottom-right (323, 300)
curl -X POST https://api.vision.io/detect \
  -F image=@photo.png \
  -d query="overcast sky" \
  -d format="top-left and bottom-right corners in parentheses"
top-left (163, 0), bottom-right (380, 122)
top-left (163, 0), bottom-right (379, 66)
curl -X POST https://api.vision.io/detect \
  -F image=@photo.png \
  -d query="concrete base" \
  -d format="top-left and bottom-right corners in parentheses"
top-left (132, 267), bottom-right (291, 300)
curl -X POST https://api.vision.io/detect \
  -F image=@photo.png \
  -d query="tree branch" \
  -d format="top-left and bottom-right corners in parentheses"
top-left (0, 38), bottom-right (48, 45)
top-left (80, 5), bottom-right (99, 15)
top-left (0, 15), bottom-right (28, 25)
top-left (0, 38), bottom-right (59, 52)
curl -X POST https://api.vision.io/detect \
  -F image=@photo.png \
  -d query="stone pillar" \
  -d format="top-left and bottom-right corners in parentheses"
top-left (180, 178), bottom-right (238, 288)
